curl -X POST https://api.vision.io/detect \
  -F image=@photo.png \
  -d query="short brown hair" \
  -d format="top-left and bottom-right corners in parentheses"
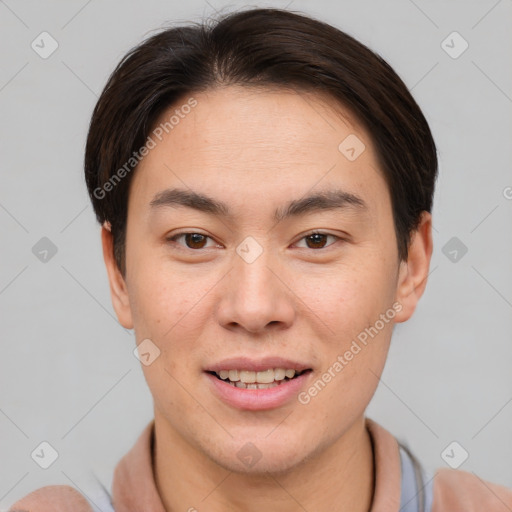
top-left (84, 7), bottom-right (438, 274)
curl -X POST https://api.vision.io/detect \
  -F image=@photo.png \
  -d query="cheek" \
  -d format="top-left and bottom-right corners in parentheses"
top-left (130, 269), bottom-right (205, 407)
top-left (299, 320), bottom-right (393, 428)
top-left (296, 260), bottom-right (395, 338)
top-left (128, 260), bottom-right (195, 332)
top-left (128, 263), bottom-right (221, 370)
top-left (293, 257), bottom-right (396, 398)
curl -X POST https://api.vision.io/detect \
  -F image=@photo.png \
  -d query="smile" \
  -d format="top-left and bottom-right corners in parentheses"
top-left (205, 368), bottom-right (313, 410)
top-left (210, 368), bottom-right (308, 389)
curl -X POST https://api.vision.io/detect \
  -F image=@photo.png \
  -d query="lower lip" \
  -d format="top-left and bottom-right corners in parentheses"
top-left (205, 371), bottom-right (312, 411)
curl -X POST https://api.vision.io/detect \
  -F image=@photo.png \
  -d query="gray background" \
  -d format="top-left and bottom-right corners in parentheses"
top-left (1, 0), bottom-right (511, 508)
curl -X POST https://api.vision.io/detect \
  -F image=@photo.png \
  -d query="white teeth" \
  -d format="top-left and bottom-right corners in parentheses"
top-left (234, 381), bottom-right (279, 389)
top-left (215, 367), bottom-right (301, 384)
top-left (273, 368), bottom-right (286, 381)
top-left (228, 369), bottom-right (240, 382)
top-left (239, 370), bottom-right (256, 383)
top-left (256, 369), bottom-right (274, 384)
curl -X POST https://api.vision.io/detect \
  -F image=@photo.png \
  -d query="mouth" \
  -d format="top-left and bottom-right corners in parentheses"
top-left (206, 368), bottom-right (312, 390)
top-left (204, 356), bottom-right (313, 410)
top-left (204, 362), bottom-right (313, 410)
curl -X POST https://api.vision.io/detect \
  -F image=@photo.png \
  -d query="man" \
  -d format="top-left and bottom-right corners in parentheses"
top-left (9, 7), bottom-right (512, 512)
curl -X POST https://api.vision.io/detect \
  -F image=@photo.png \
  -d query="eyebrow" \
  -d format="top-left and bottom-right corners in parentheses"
top-left (149, 187), bottom-right (368, 223)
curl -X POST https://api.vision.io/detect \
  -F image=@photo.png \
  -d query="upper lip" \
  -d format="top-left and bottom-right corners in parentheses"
top-left (205, 356), bottom-right (312, 373)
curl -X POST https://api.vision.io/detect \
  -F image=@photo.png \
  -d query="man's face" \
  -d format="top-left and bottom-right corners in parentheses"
top-left (109, 85), bottom-right (419, 473)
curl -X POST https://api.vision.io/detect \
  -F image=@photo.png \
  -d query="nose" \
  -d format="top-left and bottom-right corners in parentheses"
top-left (215, 241), bottom-right (296, 334)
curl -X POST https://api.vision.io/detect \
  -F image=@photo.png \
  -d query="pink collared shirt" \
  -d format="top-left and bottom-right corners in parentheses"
top-left (8, 418), bottom-right (512, 511)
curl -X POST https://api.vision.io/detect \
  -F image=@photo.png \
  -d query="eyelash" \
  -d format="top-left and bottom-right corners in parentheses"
top-left (166, 231), bottom-right (344, 251)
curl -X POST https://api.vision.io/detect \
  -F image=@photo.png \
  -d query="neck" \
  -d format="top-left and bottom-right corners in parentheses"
top-left (153, 414), bottom-right (375, 512)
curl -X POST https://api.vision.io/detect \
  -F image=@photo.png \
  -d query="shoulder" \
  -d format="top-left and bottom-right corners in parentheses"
top-left (7, 484), bottom-right (94, 512)
top-left (433, 467), bottom-right (512, 511)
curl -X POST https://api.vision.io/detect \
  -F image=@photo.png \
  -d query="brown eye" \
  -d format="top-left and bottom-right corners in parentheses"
top-left (168, 232), bottom-right (214, 249)
top-left (184, 233), bottom-right (208, 249)
top-left (305, 233), bottom-right (329, 249)
top-left (295, 232), bottom-right (339, 250)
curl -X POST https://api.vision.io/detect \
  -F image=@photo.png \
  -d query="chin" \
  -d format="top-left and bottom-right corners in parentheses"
top-left (217, 449), bottom-right (308, 476)
top-left (204, 434), bottom-right (314, 476)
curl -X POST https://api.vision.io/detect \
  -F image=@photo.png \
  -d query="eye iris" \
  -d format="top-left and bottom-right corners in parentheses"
top-left (186, 233), bottom-right (207, 249)
top-left (306, 233), bottom-right (327, 249)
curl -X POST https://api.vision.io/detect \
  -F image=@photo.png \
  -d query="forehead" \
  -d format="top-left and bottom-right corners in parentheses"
top-left (132, 85), bottom-right (389, 219)
top-left (152, 85), bottom-right (369, 160)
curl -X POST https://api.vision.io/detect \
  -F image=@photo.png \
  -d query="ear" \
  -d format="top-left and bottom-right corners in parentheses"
top-left (394, 211), bottom-right (433, 323)
top-left (101, 222), bottom-right (134, 329)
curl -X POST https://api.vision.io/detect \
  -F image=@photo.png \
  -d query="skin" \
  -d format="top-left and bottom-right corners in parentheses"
top-left (102, 85), bottom-right (432, 511)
